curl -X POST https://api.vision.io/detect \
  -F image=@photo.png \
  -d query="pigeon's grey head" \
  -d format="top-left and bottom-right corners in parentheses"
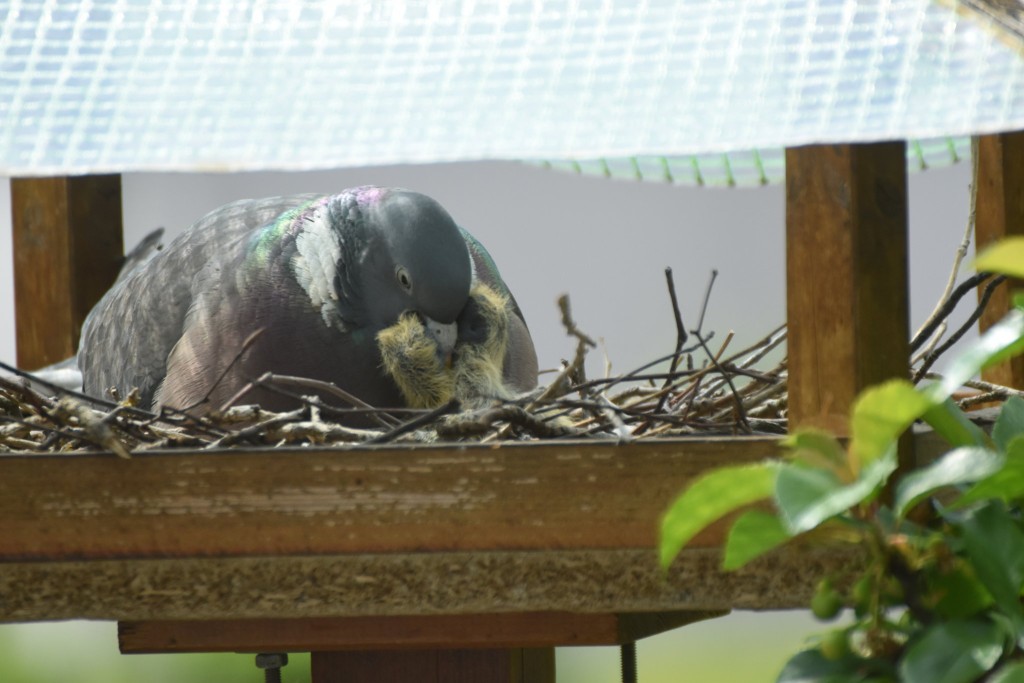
top-left (285, 187), bottom-right (472, 358)
top-left (360, 188), bottom-right (472, 327)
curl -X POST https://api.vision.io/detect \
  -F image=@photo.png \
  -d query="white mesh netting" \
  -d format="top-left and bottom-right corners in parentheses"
top-left (2, 0), bottom-right (1023, 181)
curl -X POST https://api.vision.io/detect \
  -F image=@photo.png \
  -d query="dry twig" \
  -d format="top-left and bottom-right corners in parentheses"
top-left (1, 242), bottom-right (1015, 454)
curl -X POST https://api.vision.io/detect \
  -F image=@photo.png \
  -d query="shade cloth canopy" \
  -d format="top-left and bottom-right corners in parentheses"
top-left (2, 0), bottom-right (1023, 184)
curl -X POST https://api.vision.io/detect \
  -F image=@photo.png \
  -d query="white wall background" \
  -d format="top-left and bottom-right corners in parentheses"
top-left (1, 160), bottom-right (974, 375)
top-left (0, 160), bottom-right (975, 681)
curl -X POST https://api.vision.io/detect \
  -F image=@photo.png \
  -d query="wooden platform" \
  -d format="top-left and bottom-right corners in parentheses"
top-left (117, 611), bottom-right (727, 653)
top-left (0, 436), bottom-right (816, 625)
top-left (0, 434), bottom-right (867, 673)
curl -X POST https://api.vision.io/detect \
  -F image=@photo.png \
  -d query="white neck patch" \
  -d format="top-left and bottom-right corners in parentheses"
top-left (291, 207), bottom-right (346, 329)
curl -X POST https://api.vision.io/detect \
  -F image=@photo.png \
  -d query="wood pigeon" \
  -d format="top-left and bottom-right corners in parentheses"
top-left (77, 187), bottom-right (538, 415)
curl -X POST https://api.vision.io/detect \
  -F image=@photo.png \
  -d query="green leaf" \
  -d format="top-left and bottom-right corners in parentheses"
top-left (990, 335), bottom-right (1024, 377)
top-left (776, 446), bottom-right (898, 534)
top-left (989, 662), bottom-right (1024, 683)
top-left (898, 619), bottom-right (1005, 683)
top-left (957, 436), bottom-right (1024, 507)
top-left (994, 396), bottom-right (1024, 452)
top-left (783, 429), bottom-right (847, 468)
top-left (930, 561), bottom-right (994, 619)
top-left (775, 648), bottom-right (865, 683)
top-left (849, 380), bottom-right (932, 470)
top-left (926, 310), bottom-right (1024, 402)
top-left (659, 461), bottom-right (780, 569)
top-left (723, 509), bottom-right (790, 570)
top-left (976, 238), bottom-right (1024, 279)
top-left (775, 465), bottom-right (843, 534)
top-left (895, 447), bottom-right (1004, 517)
top-left (922, 398), bottom-right (989, 448)
top-left (954, 500), bottom-right (1024, 630)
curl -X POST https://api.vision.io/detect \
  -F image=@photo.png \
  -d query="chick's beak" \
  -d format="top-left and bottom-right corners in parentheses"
top-left (421, 315), bottom-right (458, 368)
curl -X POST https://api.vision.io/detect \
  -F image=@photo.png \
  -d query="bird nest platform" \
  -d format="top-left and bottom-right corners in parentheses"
top-left (0, 265), bottom-right (1006, 630)
top-left (0, 164), bottom-right (1018, 649)
top-left (0, 303), bottom-right (789, 455)
top-left (0, 278), bottom-right (836, 630)
top-left (0, 260), bottom-right (1012, 455)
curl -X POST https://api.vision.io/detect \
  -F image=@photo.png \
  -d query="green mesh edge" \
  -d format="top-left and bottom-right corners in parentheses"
top-left (527, 136), bottom-right (969, 188)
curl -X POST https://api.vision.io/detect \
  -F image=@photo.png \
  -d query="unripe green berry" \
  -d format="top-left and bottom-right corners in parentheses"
top-left (819, 629), bottom-right (851, 661)
top-left (812, 591), bottom-right (843, 621)
top-left (852, 574), bottom-right (874, 618)
top-left (812, 578), bottom-right (843, 621)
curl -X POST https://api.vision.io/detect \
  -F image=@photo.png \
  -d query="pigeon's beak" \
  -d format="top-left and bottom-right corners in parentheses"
top-left (422, 315), bottom-right (458, 368)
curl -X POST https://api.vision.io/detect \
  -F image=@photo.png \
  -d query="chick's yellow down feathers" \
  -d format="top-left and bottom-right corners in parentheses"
top-left (376, 283), bottom-right (512, 409)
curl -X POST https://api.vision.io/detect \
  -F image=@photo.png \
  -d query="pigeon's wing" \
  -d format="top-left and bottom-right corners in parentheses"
top-left (153, 248), bottom-right (240, 410)
top-left (117, 227), bottom-right (165, 280)
top-left (459, 227), bottom-right (539, 392)
top-left (20, 227), bottom-right (166, 393)
top-left (79, 195), bottom-right (320, 406)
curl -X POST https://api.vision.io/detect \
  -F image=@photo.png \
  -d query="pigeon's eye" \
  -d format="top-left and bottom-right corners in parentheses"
top-left (396, 266), bottom-right (413, 292)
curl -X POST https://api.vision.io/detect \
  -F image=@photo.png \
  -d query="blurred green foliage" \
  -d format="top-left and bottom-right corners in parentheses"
top-left (661, 239), bottom-right (1024, 682)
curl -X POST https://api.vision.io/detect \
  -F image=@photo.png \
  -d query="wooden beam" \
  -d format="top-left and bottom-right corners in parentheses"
top-left (785, 143), bottom-right (910, 434)
top-left (0, 437), bottom-right (885, 622)
top-left (117, 610), bottom-right (725, 653)
top-left (11, 175), bottom-right (123, 369)
top-left (0, 438), bottom-right (781, 561)
top-left (0, 545), bottom-right (860, 623)
top-left (975, 131), bottom-right (1024, 388)
top-left (0, 429), bottom-right (956, 623)
top-left (310, 648), bottom-right (555, 683)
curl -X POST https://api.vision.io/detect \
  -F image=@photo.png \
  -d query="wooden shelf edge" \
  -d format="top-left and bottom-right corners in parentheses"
top-left (0, 546), bottom-right (860, 624)
top-left (0, 437), bottom-right (783, 562)
top-left (117, 609), bottom-right (729, 653)
top-left (0, 432), bottom-right (948, 624)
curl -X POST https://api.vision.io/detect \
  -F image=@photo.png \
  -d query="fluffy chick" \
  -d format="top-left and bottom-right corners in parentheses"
top-left (376, 283), bottom-right (513, 410)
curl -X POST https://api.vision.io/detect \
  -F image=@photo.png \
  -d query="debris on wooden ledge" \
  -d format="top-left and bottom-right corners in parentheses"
top-left (0, 256), bottom-right (1011, 454)
top-left (0, 322), bottom-right (788, 453)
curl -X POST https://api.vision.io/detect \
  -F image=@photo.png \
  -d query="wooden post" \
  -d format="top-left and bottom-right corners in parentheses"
top-left (11, 175), bottom-right (123, 369)
top-left (785, 143), bottom-right (911, 434)
top-left (975, 132), bottom-right (1024, 388)
top-left (311, 648), bottom-right (555, 683)
top-left (118, 612), bottom-right (726, 654)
